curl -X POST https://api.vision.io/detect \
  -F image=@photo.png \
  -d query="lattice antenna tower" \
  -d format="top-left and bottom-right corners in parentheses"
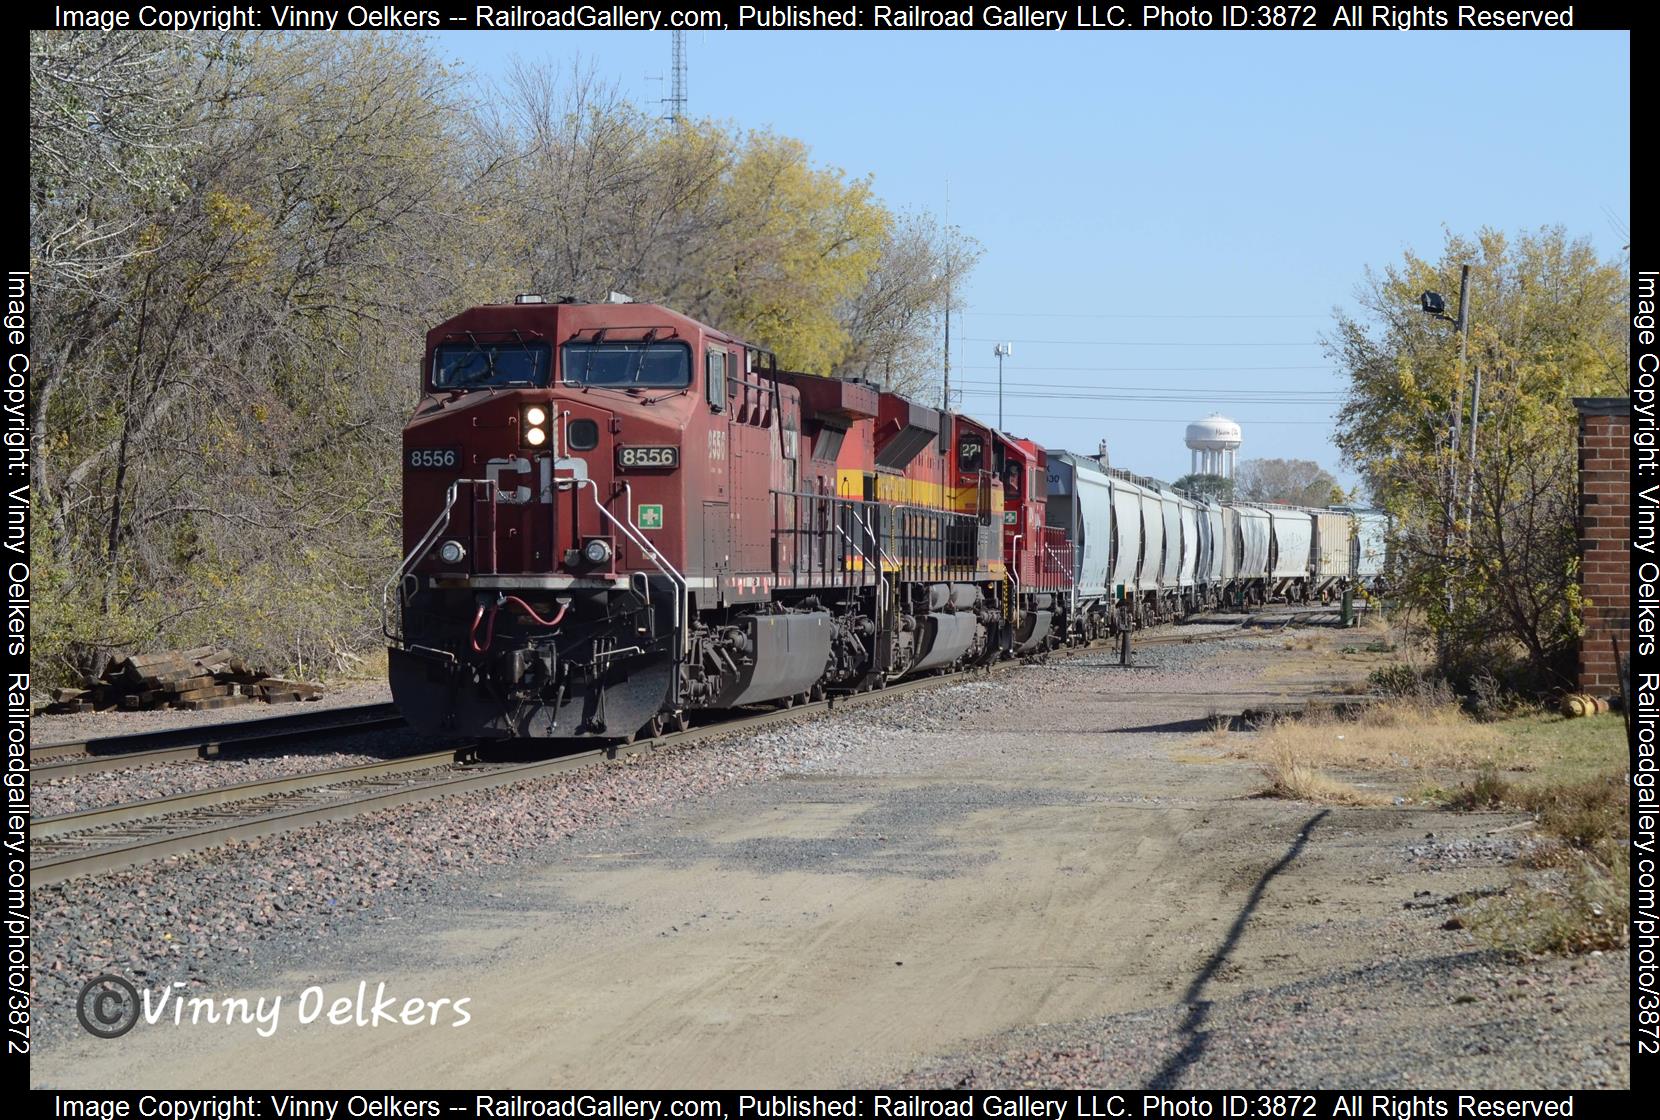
top-left (665, 30), bottom-right (687, 124)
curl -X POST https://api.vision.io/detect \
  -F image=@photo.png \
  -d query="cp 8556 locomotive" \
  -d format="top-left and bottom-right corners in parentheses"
top-left (386, 296), bottom-right (1074, 742)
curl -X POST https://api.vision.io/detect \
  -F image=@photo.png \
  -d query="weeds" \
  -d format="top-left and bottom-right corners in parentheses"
top-left (1256, 744), bottom-right (1385, 806)
top-left (1467, 850), bottom-right (1629, 955)
top-left (1368, 663), bottom-right (1435, 698)
top-left (1444, 763), bottom-right (1507, 810)
top-left (1444, 757), bottom-right (1630, 955)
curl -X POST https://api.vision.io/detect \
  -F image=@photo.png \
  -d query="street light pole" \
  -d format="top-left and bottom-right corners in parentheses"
top-left (1452, 264), bottom-right (1471, 460)
top-left (994, 342), bottom-right (1012, 430)
top-left (1419, 266), bottom-right (1476, 671)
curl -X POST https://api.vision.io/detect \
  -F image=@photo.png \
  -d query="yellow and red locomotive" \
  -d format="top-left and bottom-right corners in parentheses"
top-left (387, 296), bottom-right (1072, 741)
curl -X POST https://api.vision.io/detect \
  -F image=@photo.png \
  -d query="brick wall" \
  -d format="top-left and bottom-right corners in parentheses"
top-left (1575, 398), bottom-right (1630, 696)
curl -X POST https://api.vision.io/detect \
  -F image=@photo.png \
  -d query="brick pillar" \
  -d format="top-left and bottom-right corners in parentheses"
top-left (1574, 398), bottom-right (1631, 696)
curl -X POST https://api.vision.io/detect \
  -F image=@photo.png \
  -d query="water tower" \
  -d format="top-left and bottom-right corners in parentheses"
top-left (1185, 414), bottom-right (1242, 479)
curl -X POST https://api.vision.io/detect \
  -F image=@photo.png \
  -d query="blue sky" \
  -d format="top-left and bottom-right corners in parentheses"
top-left (430, 29), bottom-right (1630, 489)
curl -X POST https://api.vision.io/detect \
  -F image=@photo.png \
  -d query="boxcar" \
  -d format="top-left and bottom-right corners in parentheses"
top-left (1312, 510), bottom-right (1353, 599)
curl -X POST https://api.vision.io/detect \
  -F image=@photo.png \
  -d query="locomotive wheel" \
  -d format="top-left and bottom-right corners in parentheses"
top-left (778, 694), bottom-right (795, 709)
top-left (641, 715), bottom-right (666, 740)
top-left (810, 684), bottom-right (825, 702)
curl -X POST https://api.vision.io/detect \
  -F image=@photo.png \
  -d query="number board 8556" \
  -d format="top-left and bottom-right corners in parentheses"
top-left (618, 445), bottom-right (679, 470)
top-left (407, 448), bottom-right (459, 470)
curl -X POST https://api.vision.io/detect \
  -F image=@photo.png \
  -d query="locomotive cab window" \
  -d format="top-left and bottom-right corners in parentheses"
top-left (432, 341), bottom-right (550, 390)
top-left (957, 438), bottom-right (984, 472)
top-left (562, 340), bottom-right (690, 388)
top-left (705, 349), bottom-right (726, 410)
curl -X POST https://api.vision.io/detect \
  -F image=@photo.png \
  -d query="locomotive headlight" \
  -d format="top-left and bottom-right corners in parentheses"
top-left (521, 405), bottom-right (551, 448)
top-left (438, 539), bottom-right (467, 565)
top-left (583, 538), bottom-right (613, 566)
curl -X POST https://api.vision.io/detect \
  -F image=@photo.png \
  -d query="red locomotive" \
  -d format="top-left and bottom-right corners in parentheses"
top-left (387, 296), bottom-right (1073, 741)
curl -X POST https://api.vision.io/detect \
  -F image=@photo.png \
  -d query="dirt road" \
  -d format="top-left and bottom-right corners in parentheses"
top-left (31, 621), bottom-right (1628, 1088)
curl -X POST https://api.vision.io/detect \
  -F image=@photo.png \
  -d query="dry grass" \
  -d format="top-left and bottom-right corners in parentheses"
top-left (1256, 744), bottom-right (1387, 806)
top-left (1226, 700), bottom-right (1507, 772)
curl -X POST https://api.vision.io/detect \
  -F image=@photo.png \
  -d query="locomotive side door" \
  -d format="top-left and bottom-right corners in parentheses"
top-left (700, 345), bottom-right (734, 604)
top-left (703, 502), bottom-right (731, 603)
top-left (704, 346), bottom-right (733, 505)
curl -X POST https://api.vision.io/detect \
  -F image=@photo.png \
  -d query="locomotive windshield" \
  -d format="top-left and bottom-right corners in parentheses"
top-left (432, 341), bottom-right (550, 389)
top-left (562, 341), bottom-right (691, 388)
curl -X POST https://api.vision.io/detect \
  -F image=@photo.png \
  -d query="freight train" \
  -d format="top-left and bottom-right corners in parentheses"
top-left (386, 297), bottom-right (1388, 742)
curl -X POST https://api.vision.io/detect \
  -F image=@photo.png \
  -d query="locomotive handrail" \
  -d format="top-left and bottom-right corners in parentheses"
top-left (1009, 534), bottom-right (1022, 627)
top-left (832, 521), bottom-right (880, 587)
top-left (382, 478), bottom-right (495, 644)
top-left (853, 505), bottom-right (892, 637)
top-left (1044, 543), bottom-right (1078, 621)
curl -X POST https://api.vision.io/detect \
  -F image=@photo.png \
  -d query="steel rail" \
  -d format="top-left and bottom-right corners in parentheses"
top-left (30, 748), bottom-right (468, 839)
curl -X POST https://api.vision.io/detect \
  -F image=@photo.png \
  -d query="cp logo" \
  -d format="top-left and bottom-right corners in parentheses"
top-left (77, 974), bottom-right (140, 1039)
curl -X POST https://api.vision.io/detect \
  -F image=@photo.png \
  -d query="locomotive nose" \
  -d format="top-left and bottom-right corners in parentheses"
top-left (402, 391), bottom-right (620, 578)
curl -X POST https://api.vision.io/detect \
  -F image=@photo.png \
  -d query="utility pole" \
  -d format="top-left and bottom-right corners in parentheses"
top-left (1418, 267), bottom-right (1474, 672)
top-left (943, 258), bottom-right (952, 413)
top-left (994, 342), bottom-right (1012, 430)
top-left (942, 180), bottom-right (952, 414)
top-left (1452, 265), bottom-right (1470, 457)
top-left (1442, 267), bottom-right (1471, 638)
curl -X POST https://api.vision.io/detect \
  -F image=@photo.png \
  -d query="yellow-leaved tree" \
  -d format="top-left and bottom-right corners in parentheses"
top-left (1329, 226), bottom-right (1626, 691)
top-left (696, 130), bottom-right (888, 372)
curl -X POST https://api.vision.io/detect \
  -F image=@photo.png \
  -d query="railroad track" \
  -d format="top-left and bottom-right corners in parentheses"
top-left (30, 703), bottom-right (407, 777)
top-left (28, 609), bottom-right (1328, 886)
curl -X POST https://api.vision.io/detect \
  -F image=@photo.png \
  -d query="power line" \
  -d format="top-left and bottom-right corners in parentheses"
top-left (962, 309), bottom-right (1327, 320)
top-left (960, 336), bottom-right (1323, 347)
top-left (1003, 412), bottom-right (1334, 426)
top-left (958, 389), bottom-right (1340, 405)
top-left (953, 362), bottom-right (1336, 373)
top-left (952, 379), bottom-right (1341, 398)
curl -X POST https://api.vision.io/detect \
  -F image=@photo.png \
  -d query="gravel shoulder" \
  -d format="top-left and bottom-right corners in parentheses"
top-left (28, 622), bottom-right (1628, 1088)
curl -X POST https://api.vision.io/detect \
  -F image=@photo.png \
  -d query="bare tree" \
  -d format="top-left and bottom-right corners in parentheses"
top-left (1234, 458), bottom-right (1341, 506)
top-left (833, 210), bottom-right (980, 396)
